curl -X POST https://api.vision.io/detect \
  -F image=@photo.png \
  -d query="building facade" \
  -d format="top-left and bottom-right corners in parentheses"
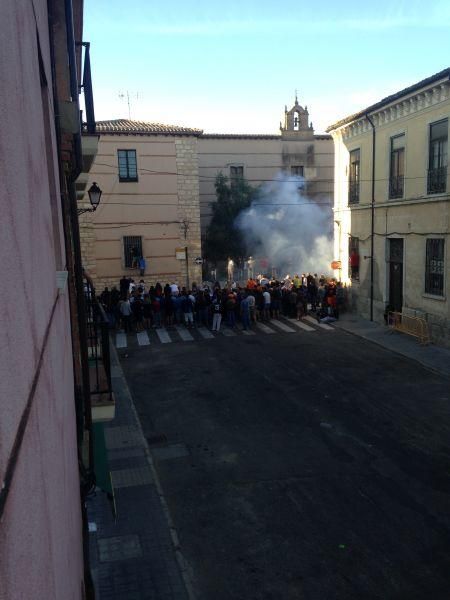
top-left (198, 97), bottom-right (334, 230)
top-left (80, 121), bottom-right (203, 290)
top-left (328, 68), bottom-right (450, 345)
top-left (0, 1), bottom-right (100, 598)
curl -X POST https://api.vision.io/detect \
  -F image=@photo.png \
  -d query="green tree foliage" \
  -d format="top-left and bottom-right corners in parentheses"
top-left (204, 172), bottom-right (257, 263)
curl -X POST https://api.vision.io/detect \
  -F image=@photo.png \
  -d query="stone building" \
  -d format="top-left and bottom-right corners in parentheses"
top-left (80, 98), bottom-right (333, 289)
top-left (327, 68), bottom-right (450, 345)
top-left (80, 120), bottom-right (203, 290)
top-left (198, 96), bottom-right (334, 231)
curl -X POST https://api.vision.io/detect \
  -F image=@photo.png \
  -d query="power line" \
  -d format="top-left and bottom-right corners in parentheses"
top-left (90, 162), bottom-right (448, 186)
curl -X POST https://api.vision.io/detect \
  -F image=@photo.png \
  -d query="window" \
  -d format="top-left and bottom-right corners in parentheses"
top-left (425, 238), bottom-right (445, 296)
top-left (348, 236), bottom-right (360, 280)
top-left (427, 119), bottom-right (448, 194)
top-left (123, 236), bottom-right (142, 269)
top-left (230, 165), bottom-right (244, 187)
top-left (389, 134), bottom-right (405, 199)
top-left (291, 165), bottom-right (304, 177)
top-left (118, 149), bottom-right (138, 182)
top-left (349, 149), bottom-right (360, 204)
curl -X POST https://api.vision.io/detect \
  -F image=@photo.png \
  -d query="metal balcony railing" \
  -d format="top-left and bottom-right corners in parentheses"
top-left (427, 166), bottom-right (447, 194)
top-left (389, 175), bottom-right (404, 199)
top-left (84, 278), bottom-right (112, 406)
top-left (348, 181), bottom-right (359, 204)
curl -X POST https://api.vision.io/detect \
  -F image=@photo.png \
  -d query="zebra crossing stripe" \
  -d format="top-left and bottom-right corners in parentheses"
top-left (197, 327), bottom-right (215, 339)
top-left (220, 328), bottom-right (237, 337)
top-left (175, 325), bottom-right (195, 341)
top-left (156, 328), bottom-right (172, 344)
top-left (116, 332), bottom-right (127, 348)
top-left (282, 317), bottom-right (315, 332)
top-left (304, 315), bottom-right (335, 330)
top-left (242, 329), bottom-right (256, 336)
top-left (270, 319), bottom-right (296, 333)
top-left (137, 331), bottom-right (150, 346)
top-left (255, 322), bottom-right (276, 334)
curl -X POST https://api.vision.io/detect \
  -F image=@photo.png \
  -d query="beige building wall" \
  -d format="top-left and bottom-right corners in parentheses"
top-left (198, 135), bottom-right (334, 229)
top-left (197, 98), bottom-right (334, 231)
top-left (80, 127), bottom-right (202, 290)
top-left (329, 69), bottom-right (450, 345)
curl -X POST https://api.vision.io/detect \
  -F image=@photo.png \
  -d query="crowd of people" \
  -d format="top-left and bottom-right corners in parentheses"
top-left (97, 273), bottom-right (346, 334)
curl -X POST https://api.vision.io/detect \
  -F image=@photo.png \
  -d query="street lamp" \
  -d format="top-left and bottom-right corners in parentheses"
top-left (77, 182), bottom-right (102, 215)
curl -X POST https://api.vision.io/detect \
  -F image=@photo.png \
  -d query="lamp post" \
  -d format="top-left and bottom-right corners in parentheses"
top-left (77, 182), bottom-right (102, 215)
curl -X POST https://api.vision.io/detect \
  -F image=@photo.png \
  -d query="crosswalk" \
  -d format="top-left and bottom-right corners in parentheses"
top-left (114, 316), bottom-right (334, 349)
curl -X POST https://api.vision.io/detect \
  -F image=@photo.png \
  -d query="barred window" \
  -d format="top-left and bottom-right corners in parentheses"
top-left (425, 238), bottom-right (445, 296)
top-left (123, 236), bottom-right (142, 269)
top-left (118, 149), bottom-right (138, 182)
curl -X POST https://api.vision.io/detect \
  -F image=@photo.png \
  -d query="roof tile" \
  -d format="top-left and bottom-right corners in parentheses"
top-left (96, 119), bottom-right (203, 136)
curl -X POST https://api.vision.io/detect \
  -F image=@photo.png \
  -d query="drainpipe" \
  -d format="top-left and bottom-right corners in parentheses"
top-left (365, 113), bottom-right (376, 321)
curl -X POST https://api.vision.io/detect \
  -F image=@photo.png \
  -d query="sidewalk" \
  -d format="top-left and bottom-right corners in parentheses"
top-left (86, 343), bottom-right (194, 600)
top-left (334, 313), bottom-right (450, 379)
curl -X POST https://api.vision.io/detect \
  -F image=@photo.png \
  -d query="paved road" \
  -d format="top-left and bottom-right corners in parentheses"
top-left (118, 322), bottom-right (450, 600)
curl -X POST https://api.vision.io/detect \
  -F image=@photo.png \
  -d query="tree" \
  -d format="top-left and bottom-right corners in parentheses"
top-left (204, 172), bottom-right (257, 264)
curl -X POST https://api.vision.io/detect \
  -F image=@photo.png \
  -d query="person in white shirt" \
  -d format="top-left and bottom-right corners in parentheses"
top-left (262, 288), bottom-right (271, 321)
top-left (170, 282), bottom-right (179, 296)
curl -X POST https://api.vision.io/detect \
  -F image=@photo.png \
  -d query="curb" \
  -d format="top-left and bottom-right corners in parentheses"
top-left (333, 322), bottom-right (450, 380)
top-left (109, 342), bottom-right (198, 600)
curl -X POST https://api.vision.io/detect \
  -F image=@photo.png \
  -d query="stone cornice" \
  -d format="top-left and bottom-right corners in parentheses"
top-left (335, 81), bottom-right (450, 141)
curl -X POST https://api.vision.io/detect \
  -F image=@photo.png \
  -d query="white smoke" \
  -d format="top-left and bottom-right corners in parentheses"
top-left (235, 173), bottom-right (333, 277)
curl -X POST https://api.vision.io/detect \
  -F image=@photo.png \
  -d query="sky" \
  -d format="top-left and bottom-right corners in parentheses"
top-left (83, 0), bottom-right (450, 135)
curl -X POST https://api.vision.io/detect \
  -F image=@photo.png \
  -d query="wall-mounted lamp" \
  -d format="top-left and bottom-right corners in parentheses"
top-left (77, 182), bottom-right (102, 215)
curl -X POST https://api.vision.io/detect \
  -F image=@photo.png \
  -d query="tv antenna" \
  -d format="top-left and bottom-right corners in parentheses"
top-left (118, 90), bottom-right (140, 119)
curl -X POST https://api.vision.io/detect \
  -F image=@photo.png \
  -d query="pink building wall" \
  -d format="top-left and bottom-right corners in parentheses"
top-left (0, 1), bottom-right (85, 598)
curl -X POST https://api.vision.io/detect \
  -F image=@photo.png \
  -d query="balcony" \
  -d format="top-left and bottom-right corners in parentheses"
top-left (84, 279), bottom-right (115, 422)
top-left (348, 181), bottom-right (359, 205)
top-left (389, 175), bottom-right (404, 199)
top-left (427, 166), bottom-right (447, 194)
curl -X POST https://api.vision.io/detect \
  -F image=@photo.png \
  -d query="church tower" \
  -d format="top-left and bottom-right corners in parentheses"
top-left (280, 93), bottom-right (315, 139)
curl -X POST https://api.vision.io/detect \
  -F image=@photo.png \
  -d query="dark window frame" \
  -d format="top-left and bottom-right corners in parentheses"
top-left (427, 119), bottom-right (448, 194)
top-left (118, 149), bottom-right (138, 182)
top-left (425, 238), bottom-right (445, 296)
top-left (291, 165), bottom-right (304, 177)
top-left (230, 165), bottom-right (244, 188)
top-left (389, 134), bottom-right (405, 199)
top-left (123, 236), bottom-right (143, 269)
top-left (348, 149), bottom-right (360, 205)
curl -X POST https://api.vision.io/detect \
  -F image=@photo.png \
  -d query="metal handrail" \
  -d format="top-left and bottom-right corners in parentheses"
top-left (84, 279), bottom-right (113, 402)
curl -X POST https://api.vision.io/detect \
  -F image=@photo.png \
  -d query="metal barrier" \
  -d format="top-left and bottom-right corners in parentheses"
top-left (387, 311), bottom-right (430, 345)
top-left (84, 278), bottom-right (114, 419)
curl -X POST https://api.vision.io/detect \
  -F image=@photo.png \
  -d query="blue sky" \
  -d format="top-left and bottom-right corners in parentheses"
top-left (83, 0), bottom-right (450, 134)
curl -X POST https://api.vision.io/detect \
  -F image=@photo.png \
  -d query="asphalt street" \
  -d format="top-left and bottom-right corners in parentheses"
top-left (118, 323), bottom-right (450, 600)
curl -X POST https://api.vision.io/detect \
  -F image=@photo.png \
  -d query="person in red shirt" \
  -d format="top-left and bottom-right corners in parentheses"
top-left (349, 250), bottom-right (359, 279)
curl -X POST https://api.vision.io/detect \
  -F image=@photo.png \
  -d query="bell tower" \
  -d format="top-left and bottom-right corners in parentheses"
top-left (280, 93), bottom-right (314, 139)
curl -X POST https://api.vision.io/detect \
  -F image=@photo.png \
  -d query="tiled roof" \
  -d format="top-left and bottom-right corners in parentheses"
top-left (327, 67), bottom-right (450, 132)
top-left (200, 133), bottom-right (332, 140)
top-left (96, 119), bottom-right (203, 136)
